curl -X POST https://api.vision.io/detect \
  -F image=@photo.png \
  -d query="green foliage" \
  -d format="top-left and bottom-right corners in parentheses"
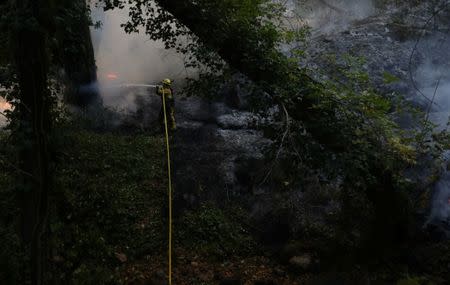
top-left (0, 1), bottom-right (15, 100)
top-left (96, 1), bottom-right (440, 257)
top-left (105, 0), bottom-right (420, 196)
top-left (264, 53), bottom-right (425, 255)
top-left (52, 0), bottom-right (93, 68)
top-left (1, 0), bottom-right (448, 282)
top-left (49, 130), bottom-right (166, 283)
top-left (0, 128), bottom-right (168, 284)
top-left (0, 132), bottom-right (26, 284)
top-left (278, 54), bottom-right (418, 185)
top-left (0, 127), bottom-right (261, 282)
top-left (0, 0), bottom-right (12, 66)
top-left (178, 203), bottom-right (256, 258)
top-left (100, 0), bottom-right (308, 96)
top-left (396, 277), bottom-right (427, 285)
top-left (0, 159), bottom-right (24, 284)
top-left (383, 71), bottom-right (401, 84)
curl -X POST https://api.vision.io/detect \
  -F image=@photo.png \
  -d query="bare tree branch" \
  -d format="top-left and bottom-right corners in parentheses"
top-left (259, 102), bottom-right (291, 186)
top-left (424, 76), bottom-right (442, 124)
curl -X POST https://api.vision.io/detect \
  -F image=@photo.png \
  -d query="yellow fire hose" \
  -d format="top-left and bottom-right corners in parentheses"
top-left (161, 90), bottom-right (173, 285)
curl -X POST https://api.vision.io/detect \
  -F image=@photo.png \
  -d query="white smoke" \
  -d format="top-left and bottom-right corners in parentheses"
top-left (418, 64), bottom-right (450, 128)
top-left (90, 6), bottom-right (194, 110)
top-left (430, 157), bottom-right (450, 223)
top-left (293, 0), bottom-right (376, 34)
top-left (413, 35), bottom-right (450, 224)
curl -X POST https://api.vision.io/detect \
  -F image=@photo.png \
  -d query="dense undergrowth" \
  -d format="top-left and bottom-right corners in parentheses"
top-left (0, 126), bottom-right (264, 284)
top-left (1, 119), bottom-right (450, 284)
top-left (1, 127), bottom-right (450, 284)
top-left (49, 131), bottom-right (166, 283)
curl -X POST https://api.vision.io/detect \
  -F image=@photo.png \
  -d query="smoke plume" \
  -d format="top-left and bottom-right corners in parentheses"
top-left (415, 35), bottom-right (450, 224)
top-left (90, 6), bottom-right (193, 109)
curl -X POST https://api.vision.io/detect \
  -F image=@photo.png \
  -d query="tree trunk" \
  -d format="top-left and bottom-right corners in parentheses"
top-left (12, 0), bottom-right (52, 284)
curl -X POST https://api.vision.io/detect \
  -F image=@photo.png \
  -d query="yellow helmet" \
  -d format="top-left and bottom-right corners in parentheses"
top-left (162, 78), bottom-right (172, 86)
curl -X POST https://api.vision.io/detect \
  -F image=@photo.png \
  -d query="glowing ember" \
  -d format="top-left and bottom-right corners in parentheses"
top-left (107, 73), bottom-right (119, 80)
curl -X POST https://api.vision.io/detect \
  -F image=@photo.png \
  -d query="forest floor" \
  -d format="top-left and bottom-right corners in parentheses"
top-left (0, 129), bottom-right (304, 284)
top-left (53, 130), bottom-right (311, 284)
top-left (1, 128), bottom-right (449, 284)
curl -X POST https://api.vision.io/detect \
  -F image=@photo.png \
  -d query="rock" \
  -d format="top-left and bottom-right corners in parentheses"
top-left (289, 254), bottom-right (312, 271)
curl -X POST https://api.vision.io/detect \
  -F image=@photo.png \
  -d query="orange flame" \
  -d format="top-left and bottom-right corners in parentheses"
top-left (107, 73), bottom-right (119, 80)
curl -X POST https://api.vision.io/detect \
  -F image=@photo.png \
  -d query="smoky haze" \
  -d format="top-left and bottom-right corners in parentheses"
top-left (294, 0), bottom-right (376, 34)
top-left (90, 6), bottom-right (194, 109)
top-left (416, 35), bottom-right (450, 225)
top-left (414, 35), bottom-right (450, 128)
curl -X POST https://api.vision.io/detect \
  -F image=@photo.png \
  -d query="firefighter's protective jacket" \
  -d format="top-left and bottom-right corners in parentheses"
top-left (156, 85), bottom-right (176, 130)
top-left (157, 86), bottom-right (174, 100)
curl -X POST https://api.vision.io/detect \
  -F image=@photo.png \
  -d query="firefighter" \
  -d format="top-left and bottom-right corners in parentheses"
top-left (156, 78), bottom-right (176, 130)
